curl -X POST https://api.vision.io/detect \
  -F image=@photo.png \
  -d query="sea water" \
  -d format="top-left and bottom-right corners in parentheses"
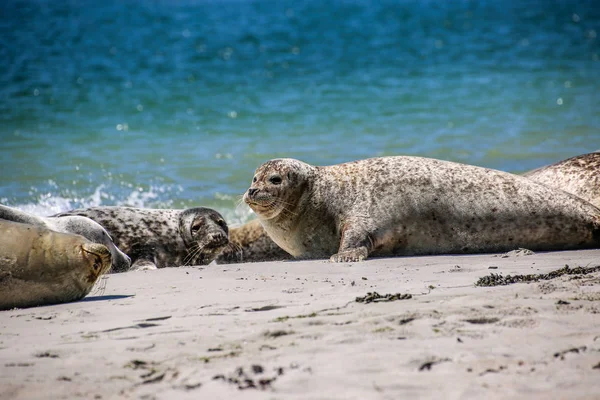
top-left (1, 0), bottom-right (599, 224)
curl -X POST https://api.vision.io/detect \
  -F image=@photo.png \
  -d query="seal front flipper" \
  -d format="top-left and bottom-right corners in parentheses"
top-left (329, 221), bottom-right (372, 263)
top-left (330, 248), bottom-right (368, 262)
top-left (131, 259), bottom-right (158, 271)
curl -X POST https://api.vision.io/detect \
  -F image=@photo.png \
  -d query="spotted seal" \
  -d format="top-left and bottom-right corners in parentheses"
top-left (216, 219), bottom-right (292, 264)
top-left (244, 157), bottom-right (600, 262)
top-left (0, 220), bottom-right (112, 310)
top-left (54, 207), bottom-right (229, 270)
top-left (523, 152), bottom-right (600, 208)
top-left (0, 204), bottom-right (130, 272)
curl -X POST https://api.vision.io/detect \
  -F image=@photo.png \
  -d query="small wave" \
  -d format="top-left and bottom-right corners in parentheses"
top-left (3, 185), bottom-right (253, 228)
top-left (2, 184), bottom-right (184, 217)
top-left (213, 191), bottom-right (256, 227)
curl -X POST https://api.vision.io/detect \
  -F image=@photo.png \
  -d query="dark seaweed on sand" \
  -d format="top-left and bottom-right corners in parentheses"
top-left (355, 292), bottom-right (412, 303)
top-left (475, 265), bottom-right (600, 287)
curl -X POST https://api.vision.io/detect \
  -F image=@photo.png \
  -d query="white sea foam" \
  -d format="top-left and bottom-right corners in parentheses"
top-left (2, 185), bottom-right (251, 228)
top-left (3, 185), bottom-right (183, 217)
top-left (213, 192), bottom-right (255, 227)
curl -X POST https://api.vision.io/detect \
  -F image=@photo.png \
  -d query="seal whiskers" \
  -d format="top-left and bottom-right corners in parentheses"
top-left (93, 275), bottom-right (109, 296)
top-left (264, 202), bottom-right (299, 219)
top-left (182, 241), bottom-right (215, 266)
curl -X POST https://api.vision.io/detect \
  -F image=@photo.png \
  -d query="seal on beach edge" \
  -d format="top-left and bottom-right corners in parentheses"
top-left (54, 207), bottom-right (229, 270)
top-left (244, 157), bottom-right (600, 262)
top-left (0, 204), bottom-right (130, 272)
top-left (0, 220), bottom-right (112, 310)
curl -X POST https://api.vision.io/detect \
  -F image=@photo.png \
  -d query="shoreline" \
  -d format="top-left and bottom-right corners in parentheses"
top-left (1, 249), bottom-right (599, 399)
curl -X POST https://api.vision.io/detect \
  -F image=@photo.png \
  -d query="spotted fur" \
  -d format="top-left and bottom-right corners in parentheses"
top-left (524, 152), bottom-right (600, 208)
top-left (244, 157), bottom-right (600, 262)
top-left (216, 219), bottom-right (292, 264)
top-left (54, 207), bottom-right (229, 271)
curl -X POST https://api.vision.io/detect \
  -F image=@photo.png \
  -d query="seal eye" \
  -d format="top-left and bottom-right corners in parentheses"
top-left (269, 176), bottom-right (282, 185)
top-left (252, 176), bottom-right (257, 183)
top-left (93, 255), bottom-right (102, 271)
top-left (217, 219), bottom-right (227, 229)
top-left (191, 222), bottom-right (203, 235)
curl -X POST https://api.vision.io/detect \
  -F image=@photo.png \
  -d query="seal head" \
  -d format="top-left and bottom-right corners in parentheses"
top-left (244, 158), bottom-right (314, 220)
top-left (179, 207), bottom-right (230, 265)
top-left (80, 243), bottom-right (113, 284)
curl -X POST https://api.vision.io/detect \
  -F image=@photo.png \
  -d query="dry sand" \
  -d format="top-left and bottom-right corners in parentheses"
top-left (1, 249), bottom-right (600, 399)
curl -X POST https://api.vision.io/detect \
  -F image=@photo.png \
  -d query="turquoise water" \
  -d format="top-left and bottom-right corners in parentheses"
top-left (1, 0), bottom-right (599, 223)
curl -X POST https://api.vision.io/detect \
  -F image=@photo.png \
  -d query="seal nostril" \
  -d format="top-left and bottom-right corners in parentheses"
top-left (248, 188), bottom-right (259, 196)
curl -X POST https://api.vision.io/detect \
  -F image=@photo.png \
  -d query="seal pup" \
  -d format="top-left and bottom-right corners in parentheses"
top-left (0, 204), bottom-right (131, 272)
top-left (524, 152), bottom-right (600, 208)
top-left (244, 157), bottom-right (600, 262)
top-left (216, 219), bottom-right (292, 264)
top-left (54, 207), bottom-right (229, 270)
top-left (0, 220), bottom-right (112, 310)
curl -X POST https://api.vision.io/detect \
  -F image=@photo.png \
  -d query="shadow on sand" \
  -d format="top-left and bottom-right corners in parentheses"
top-left (80, 295), bottom-right (135, 302)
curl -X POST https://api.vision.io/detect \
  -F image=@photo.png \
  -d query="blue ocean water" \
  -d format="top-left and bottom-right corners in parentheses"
top-left (1, 0), bottom-right (599, 224)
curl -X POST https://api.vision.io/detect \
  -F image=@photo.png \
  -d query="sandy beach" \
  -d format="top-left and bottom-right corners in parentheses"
top-left (1, 249), bottom-right (599, 399)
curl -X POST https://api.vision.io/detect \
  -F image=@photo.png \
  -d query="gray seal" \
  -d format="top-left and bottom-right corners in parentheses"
top-left (54, 206), bottom-right (229, 270)
top-left (0, 220), bottom-right (112, 310)
top-left (244, 157), bottom-right (600, 262)
top-left (0, 204), bottom-right (130, 272)
top-left (524, 152), bottom-right (600, 208)
top-left (216, 219), bottom-right (292, 264)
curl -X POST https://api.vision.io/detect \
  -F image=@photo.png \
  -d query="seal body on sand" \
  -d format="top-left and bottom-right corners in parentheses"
top-left (54, 207), bottom-right (229, 270)
top-left (216, 219), bottom-right (292, 264)
top-left (524, 152), bottom-right (600, 208)
top-left (0, 204), bottom-right (130, 272)
top-left (244, 157), bottom-right (600, 262)
top-left (0, 220), bottom-right (112, 310)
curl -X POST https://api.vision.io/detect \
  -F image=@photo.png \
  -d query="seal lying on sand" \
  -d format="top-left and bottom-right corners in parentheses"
top-left (244, 157), bottom-right (600, 262)
top-left (0, 220), bottom-right (112, 310)
top-left (216, 219), bottom-right (292, 264)
top-left (0, 204), bottom-right (130, 272)
top-left (54, 207), bottom-right (229, 270)
top-left (524, 152), bottom-right (600, 208)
